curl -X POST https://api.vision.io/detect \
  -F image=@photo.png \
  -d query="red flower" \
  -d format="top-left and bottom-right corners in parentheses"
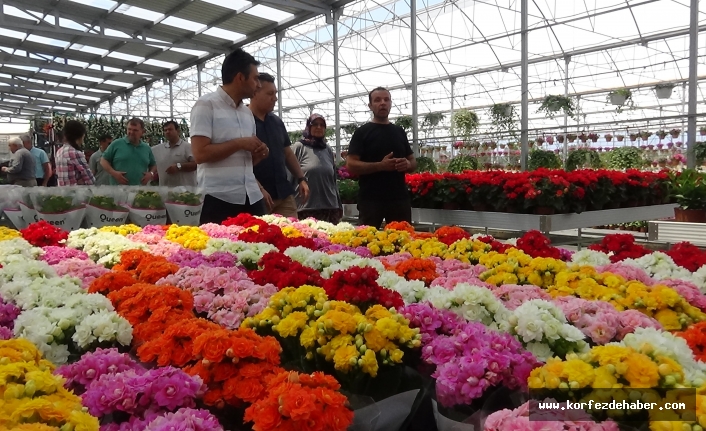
top-left (249, 251), bottom-right (324, 290)
top-left (20, 220), bottom-right (68, 247)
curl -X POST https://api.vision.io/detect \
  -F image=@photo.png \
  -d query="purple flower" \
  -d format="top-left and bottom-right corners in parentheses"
top-left (0, 298), bottom-right (20, 330)
top-left (144, 408), bottom-right (224, 431)
top-left (40, 246), bottom-right (89, 265)
top-left (0, 327), bottom-right (12, 340)
top-left (56, 348), bottom-right (144, 394)
top-left (168, 250), bottom-right (237, 269)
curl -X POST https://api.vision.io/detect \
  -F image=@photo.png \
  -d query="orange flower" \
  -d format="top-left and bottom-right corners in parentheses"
top-left (225, 376), bottom-right (265, 404)
top-left (136, 260), bottom-right (179, 284)
top-left (677, 321), bottom-right (706, 362)
top-left (113, 249), bottom-right (156, 272)
top-left (193, 329), bottom-right (234, 363)
top-left (385, 221), bottom-right (415, 233)
top-left (88, 271), bottom-right (137, 294)
top-left (394, 257), bottom-right (438, 285)
top-left (137, 318), bottom-right (218, 366)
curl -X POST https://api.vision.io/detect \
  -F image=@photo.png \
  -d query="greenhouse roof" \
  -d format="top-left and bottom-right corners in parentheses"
top-left (0, 0), bottom-right (350, 119)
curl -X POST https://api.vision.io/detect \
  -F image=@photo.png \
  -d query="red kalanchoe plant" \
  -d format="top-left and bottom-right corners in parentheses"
top-left (515, 230), bottom-right (562, 260)
top-left (434, 226), bottom-right (470, 246)
top-left (476, 235), bottom-right (512, 253)
top-left (588, 234), bottom-right (651, 262)
top-left (222, 213), bottom-right (269, 230)
top-left (238, 224), bottom-right (317, 252)
top-left (323, 266), bottom-right (403, 310)
top-left (249, 251), bottom-right (324, 290)
top-left (20, 220), bottom-right (68, 247)
top-left (666, 242), bottom-right (706, 272)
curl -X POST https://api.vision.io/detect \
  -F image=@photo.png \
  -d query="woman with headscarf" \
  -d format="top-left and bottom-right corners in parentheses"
top-left (290, 114), bottom-right (342, 223)
top-left (55, 120), bottom-right (95, 186)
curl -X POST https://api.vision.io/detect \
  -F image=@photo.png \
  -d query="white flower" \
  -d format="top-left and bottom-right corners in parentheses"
top-left (526, 342), bottom-right (553, 362)
top-left (509, 300), bottom-right (587, 358)
top-left (571, 250), bottom-right (611, 267)
top-left (0, 260), bottom-right (56, 287)
top-left (45, 343), bottom-right (70, 364)
top-left (0, 238), bottom-right (43, 265)
top-left (73, 310), bottom-right (133, 349)
top-left (377, 270), bottom-right (427, 303)
top-left (320, 257), bottom-right (384, 278)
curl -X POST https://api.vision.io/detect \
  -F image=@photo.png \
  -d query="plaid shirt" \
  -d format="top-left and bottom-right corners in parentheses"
top-left (56, 144), bottom-right (95, 186)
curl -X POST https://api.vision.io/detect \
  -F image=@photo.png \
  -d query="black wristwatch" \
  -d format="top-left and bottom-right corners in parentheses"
top-left (297, 177), bottom-right (307, 183)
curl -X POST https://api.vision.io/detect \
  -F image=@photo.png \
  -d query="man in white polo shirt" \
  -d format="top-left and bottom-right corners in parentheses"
top-left (190, 48), bottom-right (270, 224)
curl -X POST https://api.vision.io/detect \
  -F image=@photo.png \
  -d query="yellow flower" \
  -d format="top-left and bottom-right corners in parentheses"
top-left (624, 352), bottom-right (660, 388)
top-left (332, 345), bottom-right (358, 372)
top-left (375, 317), bottom-right (401, 339)
top-left (593, 365), bottom-right (619, 388)
top-left (300, 326), bottom-right (317, 349)
top-left (281, 226), bottom-right (303, 238)
top-left (0, 227), bottom-right (20, 241)
top-left (654, 309), bottom-right (682, 331)
top-left (165, 225), bottom-right (209, 250)
top-left (561, 358), bottom-right (595, 388)
top-left (591, 345), bottom-right (632, 368)
top-left (275, 311), bottom-right (308, 338)
top-left (359, 349), bottom-right (379, 377)
top-left (389, 348), bottom-right (404, 363)
top-left (363, 328), bottom-right (387, 352)
top-left (320, 310), bottom-right (357, 335)
top-left (69, 410), bottom-right (100, 431)
top-left (100, 224), bottom-right (141, 235)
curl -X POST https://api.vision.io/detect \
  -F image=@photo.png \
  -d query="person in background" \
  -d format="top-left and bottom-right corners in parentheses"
top-left (1, 137), bottom-right (36, 187)
top-left (346, 87), bottom-right (416, 228)
top-left (290, 114), bottom-right (342, 224)
top-left (100, 118), bottom-right (157, 186)
top-left (152, 121), bottom-right (197, 187)
top-left (55, 120), bottom-right (95, 186)
top-left (190, 48), bottom-right (270, 224)
top-left (20, 134), bottom-right (52, 187)
top-left (250, 72), bottom-right (309, 217)
top-left (89, 134), bottom-right (113, 186)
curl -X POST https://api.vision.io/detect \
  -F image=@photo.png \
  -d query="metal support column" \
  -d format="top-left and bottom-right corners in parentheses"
top-left (276, 31), bottom-right (284, 117)
top-left (450, 78), bottom-right (455, 155)
top-left (330, 9), bottom-right (342, 161)
top-left (145, 84), bottom-right (151, 119)
top-left (197, 64), bottom-right (203, 98)
top-left (125, 92), bottom-right (130, 117)
top-left (411, 0), bottom-right (419, 155)
top-left (520, 0), bottom-right (528, 170)
top-left (563, 56), bottom-right (570, 162)
top-left (169, 77), bottom-right (174, 119)
top-left (109, 99), bottom-right (113, 117)
top-left (687, 0), bottom-right (699, 169)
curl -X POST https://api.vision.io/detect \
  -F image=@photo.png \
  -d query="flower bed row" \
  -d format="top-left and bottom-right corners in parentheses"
top-left (2, 218), bottom-right (706, 431)
top-left (406, 168), bottom-right (671, 213)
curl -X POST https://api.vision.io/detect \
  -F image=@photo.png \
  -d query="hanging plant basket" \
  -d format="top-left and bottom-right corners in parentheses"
top-left (556, 134), bottom-right (565, 143)
top-left (616, 135), bottom-right (624, 142)
top-left (655, 84), bottom-right (674, 100)
top-left (609, 93), bottom-right (627, 106)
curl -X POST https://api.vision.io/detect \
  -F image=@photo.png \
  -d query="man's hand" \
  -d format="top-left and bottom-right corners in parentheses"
top-left (379, 152), bottom-right (397, 171)
top-left (395, 158), bottom-right (411, 172)
top-left (166, 164), bottom-right (178, 174)
top-left (140, 171), bottom-right (153, 185)
top-left (298, 180), bottom-right (310, 203)
top-left (112, 171), bottom-right (129, 185)
top-left (240, 136), bottom-right (268, 154)
top-left (261, 187), bottom-right (274, 212)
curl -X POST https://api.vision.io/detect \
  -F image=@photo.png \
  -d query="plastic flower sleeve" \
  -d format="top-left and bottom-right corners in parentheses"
top-left (85, 186), bottom-right (129, 228)
top-left (161, 186), bottom-right (205, 226)
top-left (18, 187), bottom-right (37, 226)
top-left (432, 399), bottom-right (478, 431)
top-left (127, 186), bottom-right (167, 227)
top-left (30, 186), bottom-right (89, 232)
top-left (1, 185), bottom-right (26, 229)
top-left (347, 394), bottom-right (381, 431)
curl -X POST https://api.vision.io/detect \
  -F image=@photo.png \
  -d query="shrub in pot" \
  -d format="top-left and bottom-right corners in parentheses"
top-left (670, 169), bottom-right (706, 223)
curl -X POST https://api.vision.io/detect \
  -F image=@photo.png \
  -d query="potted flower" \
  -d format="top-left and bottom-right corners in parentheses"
top-left (537, 95), bottom-right (575, 119)
top-left (604, 133), bottom-right (613, 142)
top-left (566, 133), bottom-right (577, 143)
top-left (670, 169), bottom-right (706, 222)
top-left (655, 83), bottom-right (675, 99)
top-left (700, 126), bottom-right (706, 136)
top-left (656, 130), bottom-right (667, 140)
top-left (535, 136), bottom-right (544, 145)
top-left (578, 132), bottom-right (588, 143)
top-left (588, 133), bottom-right (599, 143)
top-left (629, 133), bottom-right (638, 142)
top-left (670, 128), bottom-right (681, 139)
top-left (608, 88), bottom-right (632, 106)
top-left (616, 134), bottom-right (624, 142)
top-left (556, 134), bottom-right (565, 143)
top-left (640, 131), bottom-right (652, 141)
top-left (658, 157), bottom-right (668, 168)
top-left (452, 109), bottom-right (480, 141)
top-left (528, 149), bottom-right (562, 170)
top-left (338, 179), bottom-right (359, 204)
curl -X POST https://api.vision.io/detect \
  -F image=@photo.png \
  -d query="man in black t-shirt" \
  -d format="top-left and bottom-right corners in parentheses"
top-left (346, 87), bottom-right (417, 228)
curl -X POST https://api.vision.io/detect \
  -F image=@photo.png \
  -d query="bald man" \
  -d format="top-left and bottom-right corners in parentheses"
top-left (2, 138), bottom-right (37, 187)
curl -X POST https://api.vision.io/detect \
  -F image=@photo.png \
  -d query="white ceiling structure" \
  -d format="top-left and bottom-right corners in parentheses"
top-left (0, 0), bottom-right (350, 119)
top-left (2, 0), bottom-right (706, 148)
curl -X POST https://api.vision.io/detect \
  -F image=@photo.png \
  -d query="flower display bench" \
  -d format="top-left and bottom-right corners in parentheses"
top-left (411, 204), bottom-right (678, 247)
top-left (648, 220), bottom-right (706, 246)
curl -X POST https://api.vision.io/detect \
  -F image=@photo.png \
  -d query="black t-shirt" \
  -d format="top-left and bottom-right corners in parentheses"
top-left (347, 122), bottom-right (413, 202)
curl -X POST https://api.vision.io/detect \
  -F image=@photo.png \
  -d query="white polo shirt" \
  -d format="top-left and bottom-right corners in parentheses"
top-left (190, 87), bottom-right (263, 205)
